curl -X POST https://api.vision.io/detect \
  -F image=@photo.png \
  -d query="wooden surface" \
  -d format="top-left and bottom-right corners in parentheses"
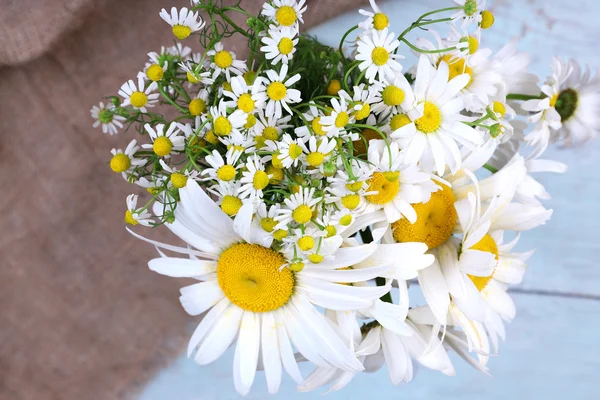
top-left (139, 0), bottom-right (600, 398)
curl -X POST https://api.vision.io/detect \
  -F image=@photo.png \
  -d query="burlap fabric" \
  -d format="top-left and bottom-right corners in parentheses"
top-left (0, 0), bottom-right (366, 399)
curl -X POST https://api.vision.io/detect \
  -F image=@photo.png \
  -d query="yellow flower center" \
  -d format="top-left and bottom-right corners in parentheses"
top-left (261, 217), bottom-right (277, 232)
top-left (493, 101), bottom-right (506, 117)
top-left (438, 55), bottom-right (473, 85)
top-left (213, 116), bottom-right (232, 136)
top-left (297, 236), bottom-right (315, 251)
top-left (189, 98), bottom-right (206, 116)
top-left (288, 143), bottom-right (303, 159)
top-left (271, 153), bottom-right (284, 169)
top-left (354, 102), bottom-right (371, 120)
top-left (170, 173), bottom-right (188, 189)
top-left (187, 71), bottom-right (200, 84)
top-left (335, 111), bottom-right (349, 128)
top-left (275, 6), bottom-right (297, 26)
top-left (480, 10), bottom-right (495, 29)
top-left (278, 37), bottom-right (295, 55)
top-left (273, 229), bottom-right (288, 240)
top-left (146, 64), bottom-right (164, 82)
top-left (549, 93), bottom-right (559, 108)
top-left (415, 102), bottom-right (442, 133)
top-left (253, 170), bottom-right (270, 190)
top-left (371, 47), bottom-right (389, 66)
top-left (340, 215), bottom-right (353, 226)
top-left (366, 172), bottom-right (400, 205)
top-left (308, 254), bottom-right (324, 264)
top-left (124, 210), bottom-right (138, 225)
top-left (289, 262), bottom-right (305, 272)
top-left (267, 82), bottom-right (287, 101)
top-left (217, 165), bottom-right (236, 181)
top-left (237, 94), bottom-right (255, 113)
top-left (306, 152), bottom-right (325, 167)
top-left (292, 204), bottom-right (312, 224)
top-left (172, 25), bottom-right (192, 40)
top-left (205, 129), bottom-right (219, 145)
top-left (221, 195), bottom-right (242, 216)
top-left (327, 80), bottom-right (341, 96)
top-left (382, 85), bottom-right (405, 106)
top-left (223, 82), bottom-right (232, 92)
top-left (261, 127), bottom-right (277, 141)
top-left (373, 13), bottom-right (389, 30)
top-left (214, 50), bottom-right (233, 68)
top-left (390, 113), bottom-right (411, 131)
top-left (325, 225), bottom-right (337, 237)
top-left (392, 182), bottom-right (457, 249)
top-left (311, 117), bottom-right (327, 136)
top-left (130, 92), bottom-right (148, 108)
top-left (255, 135), bottom-right (267, 149)
top-left (110, 153), bottom-right (131, 173)
top-left (244, 71), bottom-right (257, 85)
top-left (468, 36), bottom-right (479, 54)
top-left (153, 136), bottom-right (173, 156)
top-left (341, 194), bottom-right (360, 210)
top-left (266, 164), bottom-right (284, 183)
top-left (345, 181), bottom-right (364, 192)
top-left (467, 234), bottom-right (499, 291)
top-left (244, 114), bottom-right (256, 129)
top-left (217, 243), bottom-right (294, 312)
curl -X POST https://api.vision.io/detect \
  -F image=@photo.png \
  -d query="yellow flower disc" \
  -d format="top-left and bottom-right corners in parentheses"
top-left (308, 254), bottom-right (324, 264)
top-left (480, 10), bottom-right (495, 29)
top-left (153, 136), bottom-right (173, 157)
top-left (253, 170), bottom-right (270, 190)
top-left (298, 236), bottom-right (315, 251)
top-left (415, 102), bottom-right (442, 133)
top-left (306, 152), bottom-right (325, 167)
top-left (217, 243), bottom-right (294, 312)
top-left (390, 114), bottom-right (411, 131)
top-left (172, 25), bottom-right (191, 40)
top-left (341, 194), bottom-right (360, 210)
top-left (392, 182), bottom-right (457, 249)
top-left (335, 112), bottom-right (349, 128)
top-left (292, 204), bottom-right (312, 224)
top-left (146, 64), bottom-right (164, 82)
top-left (266, 164), bottom-right (284, 183)
top-left (273, 229), bottom-right (288, 240)
top-left (327, 80), bottom-right (342, 96)
top-left (438, 55), bottom-right (473, 85)
top-left (261, 217), bottom-right (277, 232)
top-left (267, 82), bottom-right (287, 101)
top-left (382, 85), bottom-right (405, 106)
top-left (214, 50), bottom-right (233, 68)
top-left (110, 153), bottom-right (131, 173)
top-left (129, 92), bottom-right (148, 108)
top-left (373, 13), bottom-right (389, 30)
top-left (311, 117), bottom-right (327, 136)
top-left (278, 37), bottom-right (294, 55)
top-left (213, 116), bottom-right (232, 136)
top-left (325, 225), bottom-right (337, 237)
top-left (275, 6), bottom-right (297, 26)
top-left (371, 47), bottom-right (389, 66)
top-left (366, 172), bottom-right (400, 205)
top-left (467, 234), bottom-right (499, 291)
top-left (263, 127), bottom-right (279, 141)
top-left (237, 94), bottom-right (255, 113)
top-left (221, 195), bottom-right (242, 216)
top-left (354, 102), bottom-right (371, 120)
top-left (170, 173), bottom-right (188, 189)
top-left (124, 210), bottom-right (138, 225)
top-left (493, 101), bottom-right (506, 117)
top-left (189, 98), bottom-right (206, 116)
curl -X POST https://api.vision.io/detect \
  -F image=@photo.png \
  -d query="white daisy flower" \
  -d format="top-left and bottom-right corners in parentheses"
top-left (209, 181), bottom-right (245, 216)
top-left (320, 97), bottom-right (357, 139)
top-left (109, 139), bottom-right (145, 180)
top-left (239, 155), bottom-right (272, 200)
top-left (250, 111), bottom-right (292, 149)
top-left (338, 84), bottom-right (378, 122)
top-left (260, 26), bottom-right (299, 65)
top-left (206, 42), bottom-right (247, 80)
top-left (255, 64), bottom-right (302, 119)
top-left (261, 0), bottom-right (307, 28)
top-left (179, 61), bottom-right (213, 85)
top-left (220, 131), bottom-right (256, 155)
top-left (187, 88), bottom-right (210, 117)
top-left (277, 133), bottom-right (306, 168)
top-left (355, 28), bottom-right (404, 82)
top-left (166, 43), bottom-right (193, 61)
top-left (370, 74), bottom-right (417, 117)
top-left (91, 101), bottom-right (125, 135)
top-left (364, 140), bottom-right (439, 223)
top-left (255, 203), bottom-right (281, 235)
top-left (159, 7), bottom-right (205, 40)
top-left (133, 180), bottom-right (395, 395)
top-left (118, 76), bottom-right (159, 113)
top-left (451, 0), bottom-right (486, 28)
top-left (223, 76), bottom-right (265, 114)
top-left (143, 51), bottom-right (168, 82)
top-left (300, 136), bottom-right (337, 169)
top-left (202, 148), bottom-right (242, 183)
top-left (390, 55), bottom-right (483, 176)
top-left (141, 123), bottom-right (185, 158)
top-left (159, 160), bottom-right (200, 189)
top-left (358, 0), bottom-right (390, 32)
top-left (207, 100), bottom-right (247, 138)
top-left (275, 186), bottom-right (321, 228)
top-left (492, 39), bottom-right (539, 98)
top-left (124, 194), bottom-right (154, 227)
top-left (294, 103), bottom-right (327, 139)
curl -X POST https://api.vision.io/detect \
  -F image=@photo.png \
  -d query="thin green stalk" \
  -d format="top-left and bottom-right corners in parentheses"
top-left (339, 25), bottom-right (359, 59)
top-left (483, 163), bottom-right (499, 173)
top-left (506, 93), bottom-right (545, 101)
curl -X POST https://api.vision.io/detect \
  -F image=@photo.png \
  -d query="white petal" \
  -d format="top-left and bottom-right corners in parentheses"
top-left (194, 304), bottom-right (243, 365)
top-left (179, 280), bottom-right (224, 316)
top-left (233, 311), bottom-right (261, 396)
top-left (148, 257), bottom-right (216, 278)
top-left (261, 313), bottom-right (283, 394)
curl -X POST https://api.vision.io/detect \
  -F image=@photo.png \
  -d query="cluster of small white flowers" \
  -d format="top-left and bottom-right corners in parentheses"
top-left (92, 0), bottom-right (598, 395)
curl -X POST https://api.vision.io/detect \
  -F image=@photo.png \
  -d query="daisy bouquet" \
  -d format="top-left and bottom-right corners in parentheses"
top-left (93, 0), bottom-right (600, 395)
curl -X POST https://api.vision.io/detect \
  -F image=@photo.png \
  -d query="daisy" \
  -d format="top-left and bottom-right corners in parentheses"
top-left (206, 42), bottom-right (247, 80)
top-left (118, 76), bottom-right (159, 113)
top-left (261, 0), bottom-right (307, 28)
top-left (159, 7), bottom-right (205, 40)
top-left (165, 43), bottom-right (193, 61)
top-left (91, 102), bottom-right (125, 135)
top-left (124, 194), bottom-right (154, 227)
top-left (364, 140), bottom-right (439, 223)
top-left (320, 96), bottom-right (357, 139)
top-left (300, 136), bottom-right (337, 169)
top-left (179, 61), bottom-right (213, 85)
top-left (275, 187), bottom-right (321, 228)
top-left (143, 51), bottom-right (168, 82)
top-left (260, 26), bottom-right (299, 65)
top-left (370, 74), bottom-right (417, 117)
top-left (109, 139), bottom-right (145, 180)
top-left (188, 88), bottom-right (209, 117)
top-left (390, 55), bottom-right (483, 176)
top-left (255, 64), bottom-right (302, 119)
top-left (133, 180), bottom-right (394, 395)
top-left (141, 123), bottom-right (185, 158)
top-left (358, 0), bottom-right (390, 32)
top-left (250, 111), bottom-right (292, 148)
top-left (277, 133), bottom-right (306, 168)
top-left (451, 0), bottom-right (486, 28)
top-left (294, 103), bottom-right (327, 139)
top-left (207, 101), bottom-right (247, 138)
top-left (223, 76), bottom-right (265, 114)
top-left (159, 160), bottom-right (201, 189)
top-left (239, 155), bottom-right (271, 200)
top-left (355, 28), bottom-right (404, 82)
top-left (338, 84), bottom-right (378, 122)
top-left (202, 148), bottom-right (243, 183)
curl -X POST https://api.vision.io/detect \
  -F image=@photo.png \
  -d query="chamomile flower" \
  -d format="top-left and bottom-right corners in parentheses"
top-left (208, 101), bottom-right (248, 138)
top-left (255, 203), bottom-right (281, 235)
top-left (210, 181), bottom-right (245, 216)
top-left (294, 103), bottom-right (327, 139)
top-left (255, 64), bottom-right (302, 119)
top-left (179, 61), bottom-right (213, 85)
top-left (355, 28), bottom-right (404, 82)
top-left (188, 89), bottom-right (210, 117)
top-left (320, 97), bottom-right (357, 139)
top-left (143, 51), bottom-right (168, 82)
top-left (91, 102), bottom-right (125, 135)
top-left (451, 0), bottom-right (486, 28)
top-left (300, 136), bottom-right (337, 169)
top-left (159, 7), bottom-right (206, 40)
top-left (492, 40), bottom-right (539, 98)
top-left (159, 160), bottom-right (201, 189)
top-left (118, 76), bottom-right (159, 113)
top-left (202, 148), bottom-right (243, 183)
top-left (364, 140), bottom-right (439, 223)
top-left (223, 76), bottom-right (265, 114)
top-left (358, 0), bottom-right (390, 32)
top-left (142, 123), bottom-right (185, 158)
top-left (124, 194), bottom-right (154, 227)
top-left (166, 43), bottom-right (193, 60)
top-left (206, 42), bottom-right (247, 80)
top-left (251, 111), bottom-right (292, 149)
top-left (390, 55), bottom-right (483, 176)
top-left (261, 0), bottom-right (307, 28)
top-left (137, 180), bottom-right (393, 395)
top-left (261, 26), bottom-right (299, 65)
top-left (109, 139), bottom-right (145, 180)
top-left (338, 84), bottom-right (378, 122)
top-left (239, 155), bottom-right (272, 200)
top-left (370, 74), bottom-right (416, 117)
top-left (277, 133), bottom-right (306, 167)
top-left (275, 187), bottom-right (321, 228)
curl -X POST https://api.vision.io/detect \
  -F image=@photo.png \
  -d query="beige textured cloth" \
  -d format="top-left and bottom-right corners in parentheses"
top-left (0, 0), bottom-right (366, 399)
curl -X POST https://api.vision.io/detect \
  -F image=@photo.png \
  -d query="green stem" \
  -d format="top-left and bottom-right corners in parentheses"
top-left (401, 38), bottom-right (456, 54)
top-left (339, 25), bottom-right (359, 59)
top-left (483, 163), bottom-right (498, 173)
top-left (506, 93), bottom-right (545, 101)
top-left (158, 85), bottom-right (188, 114)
